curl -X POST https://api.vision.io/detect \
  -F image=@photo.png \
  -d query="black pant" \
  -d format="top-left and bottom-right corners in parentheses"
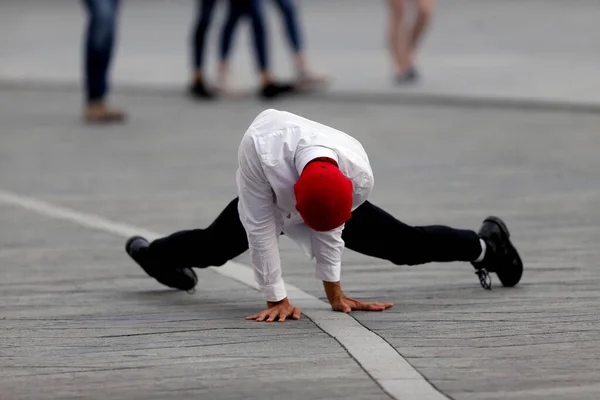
top-left (148, 198), bottom-right (481, 270)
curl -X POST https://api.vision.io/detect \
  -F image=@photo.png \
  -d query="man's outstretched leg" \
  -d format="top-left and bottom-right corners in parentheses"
top-left (125, 198), bottom-right (249, 291)
top-left (342, 201), bottom-right (523, 289)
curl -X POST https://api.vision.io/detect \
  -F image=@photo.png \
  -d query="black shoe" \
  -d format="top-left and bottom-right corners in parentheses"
top-left (472, 216), bottom-right (523, 290)
top-left (189, 80), bottom-right (216, 100)
top-left (260, 82), bottom-right (295, 99)
top-left (125, 236), bottom-right (198, 292)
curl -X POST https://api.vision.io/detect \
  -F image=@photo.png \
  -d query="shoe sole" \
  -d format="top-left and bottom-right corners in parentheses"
top-left (126, 235), bottom-right (144, 250)
top-left (125, 236), bottom-right (147, 261)
top-left (125, 236), bottom-right (157, 278)
top-left (484, 216), bottom-right (523, 287)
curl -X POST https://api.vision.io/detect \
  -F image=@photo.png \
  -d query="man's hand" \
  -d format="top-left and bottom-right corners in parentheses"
top-left (245, 297), bottom-right (302, 322)
top-left (323, 281), bottom-right (394, 313)
top-left (329, 295), bottom-right (394, 313)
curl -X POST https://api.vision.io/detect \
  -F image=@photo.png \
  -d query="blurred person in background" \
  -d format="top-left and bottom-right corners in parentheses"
top-left (81, 0), bottom-right (125, 123)
top-left (189, 0), bottom-right (218, 99)
top-left (388, 0), bottom-right (434, 83)
top-left (217, 0), bottom-right (295, 99)
top-left (269, 0), bottom-right (327, 90)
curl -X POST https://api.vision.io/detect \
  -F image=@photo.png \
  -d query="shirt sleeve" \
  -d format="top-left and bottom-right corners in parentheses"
top-left (311, 225), bottom-right (345, 282)
top-left (236, 135), bottom-right (287, 302)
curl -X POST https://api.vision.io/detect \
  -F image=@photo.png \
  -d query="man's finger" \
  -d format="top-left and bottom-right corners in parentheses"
top-left (292, 307), bottom-right (302, 320)
top-left (245, 314), bottom-right (259, 320)
top-left (370, 302), bottom-right (394, 310)
top-left (278, 309), bottom-right (290, 322)
top-left (352, 301), bottom-right (368, 310)
top-left (266, 310), bottom-right (279, 322)
top-left (355, 301), bottom-right (385, 311)
top-left (332, 301), bottom-right (352, 313)
top-left (256, 311), bottom-right (271, 322)
top-left (359, 302), bottom-right (383, 311)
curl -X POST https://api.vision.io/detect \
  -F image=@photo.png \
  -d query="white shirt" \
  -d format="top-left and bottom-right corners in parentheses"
top-left (236, 109), bottom-right (374, 302)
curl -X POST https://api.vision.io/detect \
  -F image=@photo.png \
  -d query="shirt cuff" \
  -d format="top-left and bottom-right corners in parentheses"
top-left (259, 279), bottom-right (288, 302)
top-left (315, 262), bottom-right (341, 283)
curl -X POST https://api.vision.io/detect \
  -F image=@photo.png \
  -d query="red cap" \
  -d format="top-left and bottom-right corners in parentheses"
top-left (294, 159), bottom-right (353, 232)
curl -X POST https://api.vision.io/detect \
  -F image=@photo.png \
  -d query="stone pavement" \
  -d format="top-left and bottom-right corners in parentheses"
top-left (1, 0), bottom-right (600, 106)
top-left (1, 88), bottom-right (599, 400)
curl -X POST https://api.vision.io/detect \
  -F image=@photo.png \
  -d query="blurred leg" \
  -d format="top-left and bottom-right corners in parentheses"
top-left (192, 0), bottom-right (218, 71)
top-left (190, 0), bottom-right (218, 98)
top-left (408, 0), bottom-right (434, 65)
top-left (387, 0), bottom-right (411, 76)
top-left (273, 0), bottom-right (302, 55)
top-left (218, 0), bottom-right (293, 98)
top-left (249, 0), bottom-right (297, 98)
top-left (218, 0), bottom-right (247, 89)
top-left (272, 0), bottom-right (327, 86)
top-left (82, 0), bottom-right (125, 122)
top-left (248, 0), bottom-right (270, 82)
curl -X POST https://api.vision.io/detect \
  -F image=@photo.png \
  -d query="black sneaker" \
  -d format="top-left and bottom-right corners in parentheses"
top-left (472, 216), bottom-right (523, 290)
top-left (189, 80), bottom-right (216, 99)
top-left (259, 82), bottom-right (295, 99)
top-left (125, 236), bottom-right (198, 292)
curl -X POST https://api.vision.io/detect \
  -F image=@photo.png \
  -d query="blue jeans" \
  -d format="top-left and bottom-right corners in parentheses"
top-left (218, 0), bottom-right (302, 72)
top-left (273, 0), bottom-right (302, 54)
top-left (220, 0), bottom-right (268, 72)
top-left (192, 0), bottom-right (218, 70)
top-left (83, 0), bottom-right (120, 103)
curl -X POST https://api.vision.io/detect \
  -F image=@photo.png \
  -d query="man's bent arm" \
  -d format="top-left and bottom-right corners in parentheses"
top-left (236, 168), bottom-right (286, 302)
